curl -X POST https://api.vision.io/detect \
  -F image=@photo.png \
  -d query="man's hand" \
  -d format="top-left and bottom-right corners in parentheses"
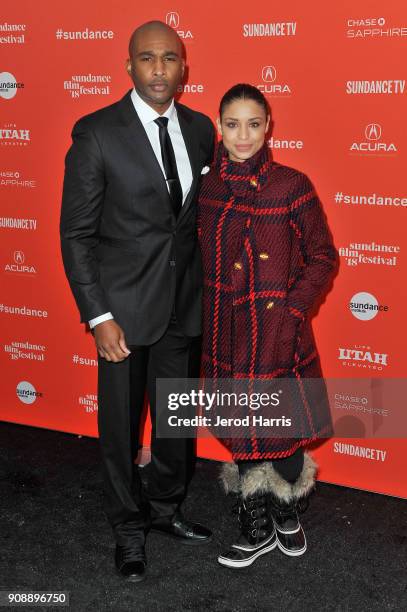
top-left (94, 320), bottom-right (131, 362)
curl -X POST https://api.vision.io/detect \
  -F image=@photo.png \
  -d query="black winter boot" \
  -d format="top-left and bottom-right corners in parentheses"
top-left (267, 453), bottom-right (317, 556)
top-left (219, 452), bottom-right (317, 560)
top-left (218, 466), bottom-right (277, 569)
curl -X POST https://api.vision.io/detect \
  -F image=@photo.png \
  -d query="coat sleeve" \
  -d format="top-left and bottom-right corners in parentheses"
top-left (59, 119), bottom-right (110, 323)
top-left (286, 173), bottom-right (338, 319)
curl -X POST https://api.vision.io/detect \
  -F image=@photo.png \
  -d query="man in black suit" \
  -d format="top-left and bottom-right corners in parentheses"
top-left (60, 21), bottom-right (215, 582)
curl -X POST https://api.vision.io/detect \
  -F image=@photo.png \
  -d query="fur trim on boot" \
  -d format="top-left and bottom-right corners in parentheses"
top-left (219, 452), bottom-right (318, 503)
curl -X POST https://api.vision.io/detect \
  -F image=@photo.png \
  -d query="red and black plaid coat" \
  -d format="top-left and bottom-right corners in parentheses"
top-left (197, 143), bottom-right (338, 460)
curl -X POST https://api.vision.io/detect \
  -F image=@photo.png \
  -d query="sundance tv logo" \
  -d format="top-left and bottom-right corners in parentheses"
top-left (243, 21), bottom-right (297, 37)
top-left (346, 79), bottom-right (405, 95)
top-left (349, 124), bottom-right (397, 155)
top-left (258, 66), bottom-right (292, 97)
top-left (165, 11), bottom-right (193, 39)
top-left (0, 72), bottom-right (24, 100)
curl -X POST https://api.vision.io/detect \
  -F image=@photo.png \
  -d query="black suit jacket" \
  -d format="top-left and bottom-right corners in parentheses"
top-left (60, 90), bottom-right (215, 344)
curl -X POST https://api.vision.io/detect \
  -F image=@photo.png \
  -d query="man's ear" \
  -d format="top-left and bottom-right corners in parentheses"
top-left (126, 58), bottom-right (132, 75)
top-left (216, 117), bottom-right (222, 137)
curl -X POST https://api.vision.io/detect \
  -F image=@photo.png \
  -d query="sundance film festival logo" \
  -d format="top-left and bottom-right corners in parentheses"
top-left (4, 340), bottom-right (46, 362)
top-left (165, 11), bottom-right (193, 39)
top-left (79, 393), bottom-right (98, 414)
top-left (338, 345), bottom-right (388, 370)
top-left (0, 72), bottom-right (24, 99)
top-left (0, 123), bottom-right (30, 147)
top-left (0, 22), bottom-right (26, 44)
top-left (258, 66), bottom-right (292, 97)
top-left (339, 241), bottom-right (400, 267)
top-left (346, 16), bottom-right (407, 38)
top-left (243, 21), bottom-right (297, 37)
top-left (349, 124), bottom-right (397, 155)
top-left (4, 250), bottom-right (36, 275)
top-left (16, 380), bottom-right (43, 404)
top-left (63, 74), bottom-right (111, 99)
top-left (349, 291), bottom-right (389, 321)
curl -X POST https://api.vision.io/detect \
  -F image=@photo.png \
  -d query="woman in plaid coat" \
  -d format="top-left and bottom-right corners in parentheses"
top-left (197, 84), bottom-right (338, 568)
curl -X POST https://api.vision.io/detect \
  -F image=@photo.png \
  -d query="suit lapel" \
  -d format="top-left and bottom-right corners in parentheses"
top-left (117, 92), bottom-right (202, 224)
top-left (117, 91), bottom-right (174, 214)
top-left (176, 103), bottom-right (201, 223)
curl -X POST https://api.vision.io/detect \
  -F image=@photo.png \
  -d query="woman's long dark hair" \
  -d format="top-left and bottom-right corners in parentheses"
top-left (219, 83), bottom-right (270, 118)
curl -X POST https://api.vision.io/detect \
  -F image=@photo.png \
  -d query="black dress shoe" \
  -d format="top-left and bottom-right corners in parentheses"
top-left (115, 544), bottom-right (146, 582)
top-left (151, 512), bottom-right (212, 545)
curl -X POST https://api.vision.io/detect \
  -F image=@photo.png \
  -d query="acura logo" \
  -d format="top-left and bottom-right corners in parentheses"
top-left (365, 123), bottom-right (382, 141)
top-left (14, 250), bottom-right (25, 264)
top-left (166, 12), bottom-right (180, 28)
top-left (262, 66), bottom-right (277, 82)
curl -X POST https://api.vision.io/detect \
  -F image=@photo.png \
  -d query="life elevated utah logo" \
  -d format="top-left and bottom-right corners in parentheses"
top-left (165, 11), bottom-right (193, 39)
top-left (0, 123), bottom-right (30, 146)
top-left (257, 66), bottom-right (292, 97)
top-left (349, 123), bottom-right (397, 155)
top-left (338, 345), bottom-right (388, 371)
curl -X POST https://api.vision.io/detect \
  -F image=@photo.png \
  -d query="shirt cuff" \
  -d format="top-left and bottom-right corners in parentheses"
top-left (88, 312), bottom-right (114, 329)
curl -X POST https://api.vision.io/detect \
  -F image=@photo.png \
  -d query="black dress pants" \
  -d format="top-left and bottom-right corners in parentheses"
top-left (97, 316), bottom-right (201, 546)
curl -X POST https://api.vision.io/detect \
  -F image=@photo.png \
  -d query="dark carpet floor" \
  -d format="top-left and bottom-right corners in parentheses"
top-left (0, 422), bottom-right (406, 612)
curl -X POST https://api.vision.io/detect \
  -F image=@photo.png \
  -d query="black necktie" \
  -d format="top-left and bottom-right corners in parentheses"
top-left (154, 116), bottom-right (183, 218)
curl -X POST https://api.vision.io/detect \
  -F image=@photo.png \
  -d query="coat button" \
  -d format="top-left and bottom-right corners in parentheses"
top-left (234, 262), bottom-right (242, 270)
top-left (266, 301), bottom-right (274, 309)
top-left (259, 252), bottom-right (269, 260)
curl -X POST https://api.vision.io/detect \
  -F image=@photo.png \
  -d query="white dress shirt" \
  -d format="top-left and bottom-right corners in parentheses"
top-left (89, 88), bottom-right (193, 329)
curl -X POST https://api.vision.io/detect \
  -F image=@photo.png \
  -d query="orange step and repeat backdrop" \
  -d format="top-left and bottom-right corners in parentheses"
top-left (1, 1), bottom-right (406, 497)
